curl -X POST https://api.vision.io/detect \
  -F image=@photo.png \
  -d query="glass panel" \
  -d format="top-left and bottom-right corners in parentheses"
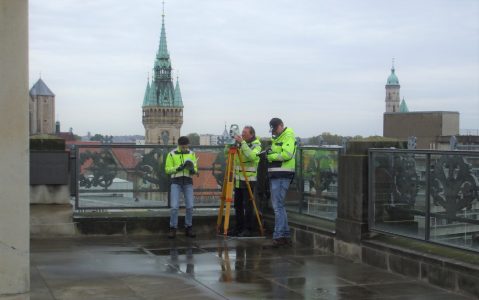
top-left (284, 150), bottom-right (302, 213)
top-left (78, 146), bottom-right (172, 209)
top-left (77, 145), bottom-right (225, 209)
top-left (371, 152), bottom-right (427, 240)
top-left (429, 153), bottom-right (479, 251)
top-left (190, 146), bottom-right (224, 207)
top-left (299, 148), bottom-right (339, 220)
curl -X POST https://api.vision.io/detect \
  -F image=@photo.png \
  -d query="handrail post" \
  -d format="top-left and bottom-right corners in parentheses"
top-left (425, 153), bottom-right (431, 241)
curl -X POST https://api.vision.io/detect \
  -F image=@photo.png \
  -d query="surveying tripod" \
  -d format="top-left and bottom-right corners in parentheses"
top-left (216, 146), bottom-right (264, 236)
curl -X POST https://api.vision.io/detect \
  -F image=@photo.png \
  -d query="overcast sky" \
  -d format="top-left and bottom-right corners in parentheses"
top-left (29, 0), bottom-right (479, 138)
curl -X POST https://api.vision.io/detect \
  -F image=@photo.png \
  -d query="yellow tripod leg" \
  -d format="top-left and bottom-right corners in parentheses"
top-left (223, 149), bottom-right (235, 235)
top-left (217, 158), bottom-right (228, 234)
top-left (237, 151), bottom-right (265, 236)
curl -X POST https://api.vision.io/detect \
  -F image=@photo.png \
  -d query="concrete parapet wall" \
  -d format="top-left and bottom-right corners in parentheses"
top-left (73, 211), bottom-right (219, 237)
top-left (30, 204), bottom-right (76, 237)
top-left (361, 238), bottom-right (479, 298)
top-left (30, 185), bottom-right (70, 204)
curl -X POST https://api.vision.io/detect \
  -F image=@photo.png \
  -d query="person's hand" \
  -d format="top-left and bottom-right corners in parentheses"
top-left (184, 160), bottom-right (195, 172)
top-left (176, 164), bottom-right (185, 172)
top-left (234, 135), bottom-right (243, 144)
top-left (267, 153), bottom-right (275, 162)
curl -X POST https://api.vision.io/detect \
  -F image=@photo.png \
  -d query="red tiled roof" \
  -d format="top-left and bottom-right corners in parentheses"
top-left (193, 152), bottom-right (221, 191)
top-left (111, 148), bottom-right (139, 169)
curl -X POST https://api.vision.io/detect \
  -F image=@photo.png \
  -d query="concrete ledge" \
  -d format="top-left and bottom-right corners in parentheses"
top-left (73, 209), bottom-right (221, 236)
top-left (30, 204), bottom-right (75, 237)
top-left (361, 235), bottom-right (479, 298)
top-left (263, 212), bottom-right (335, 253)
top-left (334, 239), bottom-right (361, 261)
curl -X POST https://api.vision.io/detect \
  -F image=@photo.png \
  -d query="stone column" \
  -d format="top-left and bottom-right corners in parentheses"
top-left (335, 140), bottom-right (405, 260)
top-left (0, 0), bottom-right (30, 295)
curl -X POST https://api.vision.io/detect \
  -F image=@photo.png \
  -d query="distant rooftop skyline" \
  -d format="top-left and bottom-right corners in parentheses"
top-left (30, 0), bottom-right (479, 138)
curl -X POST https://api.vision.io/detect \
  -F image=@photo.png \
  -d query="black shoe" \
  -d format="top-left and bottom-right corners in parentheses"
top-left (185, 226), bottom-right (196, 238)
top-left (168, 227), bottom-right (176, 239)
top-left (227, 229), bottom-right (239, 236)
top-left (282, 237), bottom-right (293, 247)
top-left (238, 229), bottom-right (251, 237)
top-left (272, 238), bottom-right (285, 248)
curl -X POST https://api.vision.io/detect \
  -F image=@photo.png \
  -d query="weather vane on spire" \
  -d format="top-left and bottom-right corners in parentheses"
top-left (162, 1), bottom-right (165, 17)
top-left (392, 57), bottom-right (395, 69)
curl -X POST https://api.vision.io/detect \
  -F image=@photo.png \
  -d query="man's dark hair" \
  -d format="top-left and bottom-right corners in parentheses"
top-left (244, 126), bottom-right (256, 139)
top-left (178, 136), bottom-right (189, 145)
top-left (269, 118), bottom-right (283, 130)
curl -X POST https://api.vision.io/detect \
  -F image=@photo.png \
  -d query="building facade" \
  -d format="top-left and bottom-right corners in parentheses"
top-left (29, 78), bottom-right (55, 135)
top-left (142, 11), bottom-right (183, 145)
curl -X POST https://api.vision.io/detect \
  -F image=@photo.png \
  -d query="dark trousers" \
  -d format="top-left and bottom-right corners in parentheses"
top-left (234, 182), bottom-right (255, 232)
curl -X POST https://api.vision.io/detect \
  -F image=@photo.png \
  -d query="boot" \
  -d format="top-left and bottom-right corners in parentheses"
top-left (272, 238), bottom-right (285, 248)
top-left (185, 226), bottom-right (196, 238)
top-left (282, 237), bottom-right (293, 247)
top-left (168, 227), bottom-right (176, 239)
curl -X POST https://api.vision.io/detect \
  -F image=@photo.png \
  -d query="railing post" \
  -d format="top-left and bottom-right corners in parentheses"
top-left (368, 150), bottom-right (375, 230)
top-left (299, 148), bottom-right (304, 214)
top-left (336, 140), bottom-right (407, 260)
top-left (425, 153), bottom-right (431, 241)
top-left (75, 145), bottom-right (80, 210)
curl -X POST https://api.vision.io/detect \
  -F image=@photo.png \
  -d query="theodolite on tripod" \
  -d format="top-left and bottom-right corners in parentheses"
top-left (216, 124), bottom-right (264, 237)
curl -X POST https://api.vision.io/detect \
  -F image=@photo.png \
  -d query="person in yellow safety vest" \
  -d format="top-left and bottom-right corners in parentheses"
top-left (165, 136), bottom-right (198, 239)
top-left (267, 118), bottom-right (296, 248)
top-left (226, 126), bottom-right (262, 237)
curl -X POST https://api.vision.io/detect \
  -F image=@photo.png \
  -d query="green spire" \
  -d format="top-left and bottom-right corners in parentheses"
top-left (399, 97), bottom-right (409, 112)
top-left (149, 80), bottom-right (157, 105)
top-left (174, 77), bottom-right (184, 107)
top-left (142, 3), bottom-right (182, 108)
top-left (142, 78), bottom-right (151, 106)
top-left (155, 11), bottom-right (171, 69)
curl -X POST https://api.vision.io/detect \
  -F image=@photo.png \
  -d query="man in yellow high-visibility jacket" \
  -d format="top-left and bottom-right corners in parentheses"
top-left (267, 118), bottom-right (296, 247)
top-left (228, 126), bottom-right (262, 237)
top-left (165, 136), bottom-right (198, 239)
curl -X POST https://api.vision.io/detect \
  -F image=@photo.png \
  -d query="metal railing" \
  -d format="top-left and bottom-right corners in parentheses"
top-left (72, 144), bottom-right (341, 222)
top-left (369, 148), bottom-right (479, 252)
top-left (284, 146), bottom-right (341, 220)
top-left (74, 144), bottom-right (225, 210)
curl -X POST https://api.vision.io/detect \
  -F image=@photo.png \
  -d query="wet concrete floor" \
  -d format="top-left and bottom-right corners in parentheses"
top-left (23, 235), bottom-right (474, 300)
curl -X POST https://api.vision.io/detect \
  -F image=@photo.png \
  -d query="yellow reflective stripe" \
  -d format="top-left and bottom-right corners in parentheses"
top-left (234, 166), bottom-right (256, 172)
top-left (268, 167), bottom-right (294, 172)
top-left (171, 173), bottom-right (193, 178)
top-left (236, 175), bottom-right (257, 181)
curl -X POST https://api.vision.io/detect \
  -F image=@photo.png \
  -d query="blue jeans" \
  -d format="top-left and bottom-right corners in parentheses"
top-left (270, 178), bottom-right (291, 239)
top-left (170, 183), bottom-right (194, 228)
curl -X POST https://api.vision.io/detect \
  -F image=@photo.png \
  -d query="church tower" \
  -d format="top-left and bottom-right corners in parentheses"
top-left (385, 61), bottom-right (400, 113)
top-left (142, 7), bottom-right (183, 145)
top-left (29, 78), bottom-right (55, 135)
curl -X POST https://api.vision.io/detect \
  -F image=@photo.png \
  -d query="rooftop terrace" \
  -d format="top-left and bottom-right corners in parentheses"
top-left (21, 235), bottom-right (474, 300)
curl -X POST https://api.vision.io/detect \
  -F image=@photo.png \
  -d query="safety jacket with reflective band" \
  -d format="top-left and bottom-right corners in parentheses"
top-left (225, 138), bottom-right (262, 188)
top-left (267, 127), bottom-right (296, 179)
top-left (165, 147), bottom-right (198, 185)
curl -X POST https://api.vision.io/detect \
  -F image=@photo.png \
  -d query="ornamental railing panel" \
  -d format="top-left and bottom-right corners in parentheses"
top-left (369, 149), bottom-right (479, 252)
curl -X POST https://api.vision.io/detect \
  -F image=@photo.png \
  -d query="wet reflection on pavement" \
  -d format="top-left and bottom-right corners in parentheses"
top-left (28, 235), bottom-right (473, 300)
